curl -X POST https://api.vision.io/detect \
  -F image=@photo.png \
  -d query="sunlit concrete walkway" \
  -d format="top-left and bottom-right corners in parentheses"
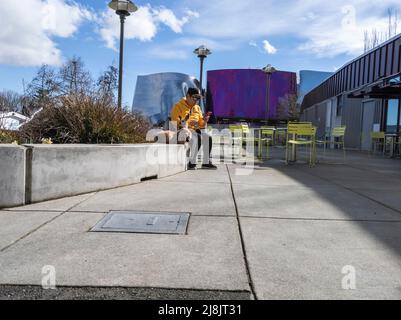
top-left (1, 148), bottom-right (401, 299)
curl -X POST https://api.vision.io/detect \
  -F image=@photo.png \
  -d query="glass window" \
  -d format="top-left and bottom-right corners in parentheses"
top-left (388, 75), bottom-right (401, 85)
top-left (336, 95), bottom-right (343, 116)
top-left (399, 101), bottom-right (401, 129)
top-left (386, 99), bottom-right (400, 133)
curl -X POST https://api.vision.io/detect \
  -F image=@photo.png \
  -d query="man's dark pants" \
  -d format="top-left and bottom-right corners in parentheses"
top-left (189, 129), bottom-right (213, 165)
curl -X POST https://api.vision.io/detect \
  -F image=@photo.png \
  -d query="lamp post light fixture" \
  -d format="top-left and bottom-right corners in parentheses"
top-left (262, 64), bottom-right (277, 121)
top-left (194, 45), bottom-right (211, 103)
top-left (108, 0), bottom-right (138, 109)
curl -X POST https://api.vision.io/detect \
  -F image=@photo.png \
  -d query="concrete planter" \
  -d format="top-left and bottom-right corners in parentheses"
top-left (0, 144), bottom-right (186, 208)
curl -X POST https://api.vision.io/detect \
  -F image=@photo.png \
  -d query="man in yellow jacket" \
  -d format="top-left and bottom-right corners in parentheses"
top-left (171, 88), bottom-right (217, 170)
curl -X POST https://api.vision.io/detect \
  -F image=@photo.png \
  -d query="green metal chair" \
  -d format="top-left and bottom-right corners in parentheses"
top-left (370, 131), bottom-right (386, 155)
top-left (316, 126), bottom-right (347, 160)
top-left (261, 126), bottom-right (275, 144)
top-left (285, 122), bottom-right (316, 166)
top-left (228, 124), bottom-right (244, 158)
top-left (240, 123), bottom-right (262, 144)
top-left (241, 123), bottom-right (273, 159)
top-left (260, 126), bottom-right (275, 159)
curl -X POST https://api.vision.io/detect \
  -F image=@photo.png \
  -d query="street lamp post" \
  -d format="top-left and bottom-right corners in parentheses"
top-left (262, 64), bottom-right (277, 122)
top-left (194, 45), bottom-right (211, 110)
top-left (108, 0), bottom-right (137, 109)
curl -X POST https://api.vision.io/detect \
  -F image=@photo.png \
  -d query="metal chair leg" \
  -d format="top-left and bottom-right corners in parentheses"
top-left (343, 143), bottom-right (346, 162)
top-left (285, 142), bottom-right (289, 165)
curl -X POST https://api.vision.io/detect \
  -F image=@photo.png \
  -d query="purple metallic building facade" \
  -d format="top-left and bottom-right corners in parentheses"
top-left (206, 69), bottom-right (297, 121)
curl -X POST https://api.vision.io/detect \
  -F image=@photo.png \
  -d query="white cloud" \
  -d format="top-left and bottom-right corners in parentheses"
top-left (154, 8), bottom-right (199, 33)
top-left (41, 0), bottom-right (94, 37)
top-left (174, 37), bottom-right (238, 52)
top-left (262, 40), bottom-right (277, 54)
top-left (99, 5), bottom-right (199, 50)
top-left (249, 40), bottom-right (258, 48)
top-left (182, 0), bottom-right (401, 57)
top-left (146, 37), bottom-right (236, 61)
top-left (249, 40), bottom-right (277, 54)
top-left (148, 48), bottom-right (189, 60)
top-left (99, 5), bottom-right (157, 49)
top-left (0, 0), bottom-right (93, 66)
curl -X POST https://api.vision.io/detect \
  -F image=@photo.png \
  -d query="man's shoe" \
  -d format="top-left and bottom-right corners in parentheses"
top-left (188, 163), bottom-right (197, 170)
top-left (201, 162), bottom-right (218, 170)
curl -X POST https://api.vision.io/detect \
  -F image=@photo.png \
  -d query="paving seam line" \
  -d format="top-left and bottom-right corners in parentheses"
top-left (0, 192), bottom-right (100, 253)
top-left (225, 165), bottom-right (257, 300)
top-left (0, 209), bottom-right (63, 213)
top-left (155, 180), bottom-right (230, 185)
top-left (239, 215), bottom-right (401, 223)
top-left (295, 166), bottom-right (401, 216)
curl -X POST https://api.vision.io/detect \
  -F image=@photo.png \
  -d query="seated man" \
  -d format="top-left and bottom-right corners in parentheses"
top-left (170, 88), bottom-right (217, 170)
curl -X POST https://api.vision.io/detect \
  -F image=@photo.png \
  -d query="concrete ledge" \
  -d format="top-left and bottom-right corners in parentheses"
top-left (0, 144), bottom-right (187, 208)
top-left (0, 145), bottom-right (26, 208)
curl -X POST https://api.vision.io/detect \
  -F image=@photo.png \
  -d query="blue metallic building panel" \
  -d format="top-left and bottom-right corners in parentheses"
top-left (132, 73), bottom-right (200, 125)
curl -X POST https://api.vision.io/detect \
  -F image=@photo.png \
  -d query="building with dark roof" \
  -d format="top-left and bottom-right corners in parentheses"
top-left (301, 34), bottom-right (401, 151)
top-left (298, 70), bottom-right (334, 105)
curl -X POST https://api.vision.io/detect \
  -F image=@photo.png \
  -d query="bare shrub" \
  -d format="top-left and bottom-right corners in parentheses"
top-left (19, 94), bottom-right (151, 144)
top-left (277, 93), bottom-right (300, 121)
top-left (0, 91), bottom-right (23, 112)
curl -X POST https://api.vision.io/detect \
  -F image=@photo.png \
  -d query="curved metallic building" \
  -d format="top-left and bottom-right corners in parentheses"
top-left (132, 72), bottom-right (200, 125)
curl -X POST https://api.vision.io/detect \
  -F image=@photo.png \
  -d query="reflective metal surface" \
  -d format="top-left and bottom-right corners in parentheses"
top-left (132, 73), bottom-right (200, 125)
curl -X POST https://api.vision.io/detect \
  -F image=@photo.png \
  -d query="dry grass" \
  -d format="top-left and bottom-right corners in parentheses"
top-left (19, 95), bottom-right (151, 144)
top-left (0, 130), bottom-right (20, 144)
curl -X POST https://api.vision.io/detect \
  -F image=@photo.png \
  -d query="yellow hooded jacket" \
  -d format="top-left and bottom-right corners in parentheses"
top-left (170, 97), bottom-right (205, 130)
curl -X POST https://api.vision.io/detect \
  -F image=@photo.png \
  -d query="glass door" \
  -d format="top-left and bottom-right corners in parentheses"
top-left (361, 101), bottom-right (375, 151)
top-left (384, 99), bottom-right (401, 156)
top-left (385, 99), bottom-right (400, 134)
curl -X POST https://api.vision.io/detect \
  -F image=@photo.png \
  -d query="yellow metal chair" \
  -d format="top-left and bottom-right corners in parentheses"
top-left (316, 126), bottom-right (347, 159)
top-left (240, 123), bottom-right (259, 144)
top-left (332, 126), bottom-right (346, 146)
top-left (332, 126), bottom-right (347, 160)
top-left (382, 134), bottom-right (401, 157)
top-left (370, 131), bottom-right (385, 155)
top-left (286, 122), bottom-right (313, 145)
top-left (285, 122), bottom-right (316, 167)
top-left (228, 124), bottom-right (243, 143)
top-left (260, 126), bottom-right (275, 159)
top-left (241, 123), bottom-right (274, 158)
top-left (261, 126), bottom-right (275, 144)
top-left (239, 123), bottom-right (269, 159)
top-left (228, 124), bottom-right (244, 158)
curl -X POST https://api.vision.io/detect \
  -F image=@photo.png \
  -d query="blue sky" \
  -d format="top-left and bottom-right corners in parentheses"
top-left (0, 0), bottom-right (400, 107)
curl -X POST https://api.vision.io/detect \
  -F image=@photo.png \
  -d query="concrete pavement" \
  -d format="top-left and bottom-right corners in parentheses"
top-left (1, 149), bottom-right (401, 299)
